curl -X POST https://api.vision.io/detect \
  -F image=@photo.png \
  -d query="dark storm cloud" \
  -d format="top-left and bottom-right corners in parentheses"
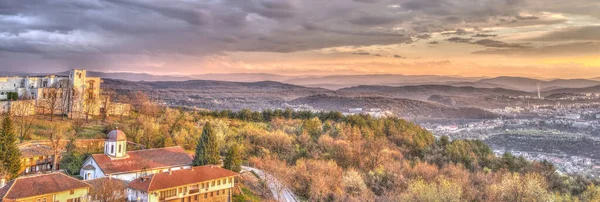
top-left (0, 0), bottom-right (598, 72)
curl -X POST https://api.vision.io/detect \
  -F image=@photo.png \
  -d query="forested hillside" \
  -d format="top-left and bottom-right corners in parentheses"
top-left (11, 91), bottom-right (600, 201)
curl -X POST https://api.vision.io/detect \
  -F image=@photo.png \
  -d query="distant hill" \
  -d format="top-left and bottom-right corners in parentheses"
top-left (338, 85), bottom-right (530, 100)
top-left (86, 71), bottom-right (192, 81)
top-left (478, 77), bottom-right (600, 92)
top-left (286, 74), bottom-right (480, 90)
top-left (190, 73), bottom-right (296, 83)
top-left (542, 85), bottom-right (600, 95)
top-left (291, 94), bottom-right (499, 119)
top-left (102, 79), bottom-right (334, 111)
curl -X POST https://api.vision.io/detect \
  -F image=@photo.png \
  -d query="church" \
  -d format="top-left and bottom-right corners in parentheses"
top-left (80, 129), bottom-right (193, 181)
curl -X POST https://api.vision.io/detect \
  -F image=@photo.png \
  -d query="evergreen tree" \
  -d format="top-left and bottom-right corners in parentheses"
top-left (193, 122), bottom-right (220, 166)
top-left (224, 144), bottom-right (242, 172)
top-left (0, 116), bottom-right (21, 180)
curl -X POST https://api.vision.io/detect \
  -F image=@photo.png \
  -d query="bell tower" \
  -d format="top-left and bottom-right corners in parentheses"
top-left (105, 128), bottom-right (127, 158)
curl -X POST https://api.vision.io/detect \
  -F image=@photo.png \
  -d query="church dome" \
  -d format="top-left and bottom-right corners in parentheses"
top-left (107, 129), bottom-right (127, 141)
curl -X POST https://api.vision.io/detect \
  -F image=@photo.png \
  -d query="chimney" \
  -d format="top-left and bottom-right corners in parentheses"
top-left (0, 178), bottom-right (5, 188)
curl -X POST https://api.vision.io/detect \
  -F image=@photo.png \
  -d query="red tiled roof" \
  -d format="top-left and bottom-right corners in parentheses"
top-left (0, 173), bottom-right (90, 200)
top-left (91, 146), bottom-right (192, 175)
top-left (0, 180), bottom-right (15, 200)
top-left (19, 145), bottom-right (54, 158)
top-left (128, 166), bottom-right (238, 192)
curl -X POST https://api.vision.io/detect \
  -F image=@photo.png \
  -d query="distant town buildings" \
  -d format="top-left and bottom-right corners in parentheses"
top-left (0, 69), bottom-right (130, 119)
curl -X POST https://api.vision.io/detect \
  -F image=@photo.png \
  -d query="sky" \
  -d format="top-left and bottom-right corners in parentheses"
top-left (0, 0), bottom-right (599, 78)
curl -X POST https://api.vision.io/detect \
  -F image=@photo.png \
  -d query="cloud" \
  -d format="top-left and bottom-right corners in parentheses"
top-left (472, 39), bottom-right (529, 48)
top-left (447, 37), bottom-right (472, 43)
top-left (0, 0), bottom-right (598, 73)
top-left (473, 42), bottom-right (600, 56)
top-left (533, 26), bottom-right (600, 41)
top-left (472, 33), bottom-right (498, 37)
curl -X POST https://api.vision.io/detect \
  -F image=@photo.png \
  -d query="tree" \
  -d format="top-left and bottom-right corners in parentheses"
top-left (0, 116), bottom-right (21, 180)
top-left (60, 139), bottom-right (85, 175)
top-left (100, 89), bottom-right (115, 121)
top-left (42, 88), bottom-right (61, 121)
top-left (83, 86), bottom-right (99, 122)
top-left (55, 79), bottom-right (74, 120)
top-left (224, 144), bottom-right (242, 172)
top-left (88, 178), bottom-right (127, 202)
top-left (44, 124), bottom-right (68, 171)
top-left (10, 100), bottom-right (35, 142)
top-left (193, 122), bottom-right (220, 166)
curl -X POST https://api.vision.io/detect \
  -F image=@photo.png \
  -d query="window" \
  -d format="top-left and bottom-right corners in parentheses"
top-left (210, 192), bottom-right (213, 197)
top-left (70, 189), bottom-right (75, 195)
top-left (222, 190), bottom-right (225, 194)
top-left (159, 189), bottom-right (177, 200)
top-left (110, 145), bottom-right (114, 154)
top-left (217, 180), bottom-right (221, 186)
top-left (217, 191), bottom-right (219, 196)
top-left (211, 181), bottom-right (215, 187)
top-left (204, 193), bottom-right (207, 198)
top-left (118, 145), bottom-right (122, 153)
top-left (201, 183), bottom-right (205, 189)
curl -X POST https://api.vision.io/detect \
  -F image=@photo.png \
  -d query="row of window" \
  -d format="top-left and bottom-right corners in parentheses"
top-left (158, 178), bottom-right (234, 200)
top-left (35, 197), bottom-right (80, 202)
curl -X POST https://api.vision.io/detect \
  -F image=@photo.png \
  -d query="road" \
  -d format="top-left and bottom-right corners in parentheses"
top-left (242, 166), bottom-right (298, 202)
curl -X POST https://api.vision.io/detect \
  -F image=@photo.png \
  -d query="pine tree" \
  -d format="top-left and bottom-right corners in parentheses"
top-left (0, 116), bottom-right (21, 180)
top-left (193, 122), bottom-right (220, 166)
top-left (224, 144), bottom-right (242, 172)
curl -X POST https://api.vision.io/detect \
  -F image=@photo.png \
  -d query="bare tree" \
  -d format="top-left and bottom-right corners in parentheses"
top-left (57, 79), bottom-right (75, 120)
top-left (41, 88), bottom-right (61, 121)
top-left (100, 89), bottom-right (115, 121)
top-left (9, 100), bottom-right (36, 143)
top-left (116, 94), bottom-right (130, 120)
top-left (88, 178), bottom-right (127, 202)
top-left (83, 86), bottom-right (99, 122)
top-left (44, 124), bottom-right (67, 171)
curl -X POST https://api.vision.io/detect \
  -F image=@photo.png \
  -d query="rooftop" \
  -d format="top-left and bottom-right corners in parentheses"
top-left (91, 146), bottom-right (192, 175)
top-left (107, 129), bottom-right (127, 141)
top-left (19, 145), bottom-right (54, 158)
top-left (128, 166), bottom-right (238, 192)
top-left (0, 173), bottom-right (90, 200)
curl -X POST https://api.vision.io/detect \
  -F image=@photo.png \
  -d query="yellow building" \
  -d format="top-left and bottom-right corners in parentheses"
top-left (0, 173), bottom-right (90, 202)
top-left (18, 145), bottom-right (56, 176)
top-left (127, 166), bottom-right (238, 202)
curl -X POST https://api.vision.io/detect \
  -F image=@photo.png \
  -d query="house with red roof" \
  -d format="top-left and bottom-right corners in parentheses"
top-left (127, 166), bottom-right (238, 202)
top-left (0, 173), bottom-right (90, 202)
top-left (80, 129), bottom-right (193, 182)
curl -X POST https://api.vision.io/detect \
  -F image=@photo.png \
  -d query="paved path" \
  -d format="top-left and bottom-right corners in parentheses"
top-left (242, 166), bottom-right (298, 202)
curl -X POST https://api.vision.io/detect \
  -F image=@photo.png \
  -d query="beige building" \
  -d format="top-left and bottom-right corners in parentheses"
top-left (0, 173), bottom-right (90, 202)
top-left (127, 166), bottom-right (238, 202)
top-left (0, 69), bottom-right (130, 119)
